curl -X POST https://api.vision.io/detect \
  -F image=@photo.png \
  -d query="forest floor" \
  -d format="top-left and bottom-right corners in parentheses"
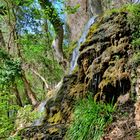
top-left (103, 100), bottom-right (137, 140)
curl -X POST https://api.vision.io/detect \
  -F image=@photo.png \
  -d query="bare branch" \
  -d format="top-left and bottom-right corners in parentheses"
top-left (30, 68), bottom-right (49, 90)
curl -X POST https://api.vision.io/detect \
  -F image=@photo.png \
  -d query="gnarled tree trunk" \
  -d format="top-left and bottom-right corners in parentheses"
top-left (39, 0), bottom-right (67, 68)
top-left (22, 71), bottom-right (38, 106)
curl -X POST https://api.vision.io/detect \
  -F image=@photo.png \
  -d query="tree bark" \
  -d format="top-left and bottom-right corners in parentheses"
top-left (21, 71), bottom-right (38, 106)
top-left (0, 29), bottom-right (6, 48)
top-left (30, 68), bottom-right (49, 90)
top-left (13, 83), bottom-right (23, 107)
top-left (39, 0), bottom-right (67, 68)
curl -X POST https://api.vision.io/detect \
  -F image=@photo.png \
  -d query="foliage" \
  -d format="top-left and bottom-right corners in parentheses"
top-left (20, 33), bottom-right (63, 83)
top-left (66, 96), bottom-right (115, 140)
top-left (0, 0), bottom-right (80, 138)
top-left (129, 52), bottom-right (140, 67)
top-left (127, 4), bottom-right (140, 47)
top-left (0, 51), bottom-right (21, 138)
top-left (7, 135), bottom-right (21, 140)
top-left (65, 41), bottom-right (77, 60)
top-left (64, 4), bottom-right (80, 15)
top-left (15, 105), bottom-right (43, 129)
top-left (136, 131), bottom-right (140, 140)
top-left (0, 90), bottom-right (19, 138)
top-left (0, 49), bottom-right (10, 60)
top-left (127, 4), bottom-right (140, 66)
top-left (0, 58), bottom-right (22, 85)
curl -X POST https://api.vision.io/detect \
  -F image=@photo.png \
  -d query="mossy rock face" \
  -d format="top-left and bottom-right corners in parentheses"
top-left (20, 74), bottom-right (77, 139)
top-left (77, 12), bottom-right (132, 102)
top-left (21, 12), bottom-right (135, 139)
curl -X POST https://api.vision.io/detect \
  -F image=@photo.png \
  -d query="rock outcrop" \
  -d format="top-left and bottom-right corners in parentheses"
top-left (77, 12), bottom-right (132, 102)
top-left (21, 11), bottom-right (139, 139)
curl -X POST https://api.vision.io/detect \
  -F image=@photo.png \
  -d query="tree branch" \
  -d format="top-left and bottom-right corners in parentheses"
top-left (30, 68), bottom-right (49, 90)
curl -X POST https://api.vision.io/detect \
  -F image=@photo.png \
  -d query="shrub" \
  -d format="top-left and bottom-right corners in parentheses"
top-left (126, 4), bottom-right (140, 67)
top-left (127, 4), bottom-right (140, 47)
top-left (15, 105), bottom-right (43, 130)
top-left (0, 91), bottom-right (19, 139)
top-left (66, 96), bottom-right (115, 140)
top-left (129, 52), bottom-right (140, 66)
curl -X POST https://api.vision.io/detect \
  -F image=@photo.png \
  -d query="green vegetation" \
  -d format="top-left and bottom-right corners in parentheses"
top-left (127, 4), bottom-right (140, 45)
top-left (136, 131), bottom-right (140, 140)
top-left (15, 105), bottom-right (43, 129)
top-left (130, 52), bottom-right (140, 66)
top-left (87, 22), bottom-right (100, 40)
top-left (0, 50), bottom-right (21, 138)
top-left (64, 4), bottom-right (80, 15)
top-left (66, 96), bottom-right (115, 140)
top-left (0, 0), bottom-right (81, 138)
top-left (65, 41), bottom-right (77, 60)
top-left (1, 0), bottom-right (140, 139)
top-left (0, 91), bottom-right (19, 138)
top-left (127, 4), bottom-right (140, 66)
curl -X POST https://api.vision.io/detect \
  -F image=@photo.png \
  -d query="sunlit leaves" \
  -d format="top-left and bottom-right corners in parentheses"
top-left (0, 91), bottom-right (19, 138)
top-left (0, 57), bottom-right (22, 85)
top-left (127, 4), bottom-right (140, 43)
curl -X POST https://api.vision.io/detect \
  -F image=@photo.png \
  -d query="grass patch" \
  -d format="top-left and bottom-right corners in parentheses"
top-left (66, 96), bottom-right (115, 140)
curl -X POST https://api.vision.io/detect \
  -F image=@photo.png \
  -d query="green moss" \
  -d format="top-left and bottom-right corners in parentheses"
top-left (72, 65), bottom-right (79, 74)
top-left (104, 8), bottom-right (120, 16)
top-left (129, 52), bottom-right (140, 67)
top-left (136, 131), bottom-right (140, 140)
top-left (127, 4), bottom-right (140, 67)
top-left (127, 4), bottom-right (140, 47)
top-left (87, 22), bottom-right (100, 40)
top-left (48, 111), bottom-right (62, 123)
top-left (103, 4), bottom-right (129, 17)
top-left (65, 41), bottom-right (77, 61)
top-left (69, 83), bottom-right (85, 98)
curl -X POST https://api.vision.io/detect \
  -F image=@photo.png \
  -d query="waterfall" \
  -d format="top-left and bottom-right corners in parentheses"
top-left (33, 100), bottom-right (47, 126)
top-left (69, 17), bottom-right (95, 74)
top-left (33, 80), bottom-right (63, 126)
top-left (132, 0), bottom-right (140, 3)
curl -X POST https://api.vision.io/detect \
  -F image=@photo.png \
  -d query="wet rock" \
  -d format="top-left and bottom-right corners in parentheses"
top-left (77, 12), bottom-right (132, 102)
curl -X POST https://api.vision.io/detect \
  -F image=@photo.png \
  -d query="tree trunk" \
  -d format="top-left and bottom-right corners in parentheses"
top-left (13, 83), bottom-right (23, 107)
top-left (0, 29), bottom-right (6, 48)
top-left (39, 0), bottom-right (67, 68)
top-left (21, 71), bottom-right (38, 106)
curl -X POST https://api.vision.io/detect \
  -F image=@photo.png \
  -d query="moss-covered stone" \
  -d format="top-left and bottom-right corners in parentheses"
top-left (48, 111), bottom-right (62, 124)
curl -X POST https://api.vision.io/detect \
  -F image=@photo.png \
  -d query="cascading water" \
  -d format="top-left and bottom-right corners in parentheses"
top-left (33, 80), bottom-right (63, 126)
top-left (132, 0), bottom-right (140, 3)
top-left (33, 100), bottom-right (47, 126)
top-left (69, 17), bottom-right (95, 74)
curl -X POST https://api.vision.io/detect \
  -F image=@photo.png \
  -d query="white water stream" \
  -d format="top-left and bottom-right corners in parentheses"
top-left (33, 100), bottom-right (47, 126)
top-left (33, 80), bottom-right (63, 126)
top-left (69, 17), bottom-right (95, 73)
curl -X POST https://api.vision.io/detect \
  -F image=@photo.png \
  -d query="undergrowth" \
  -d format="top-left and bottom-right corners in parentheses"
top-left (127, 4), bottom-right (140, 67)
top-left (66, 96), bottom-right (115, 140)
